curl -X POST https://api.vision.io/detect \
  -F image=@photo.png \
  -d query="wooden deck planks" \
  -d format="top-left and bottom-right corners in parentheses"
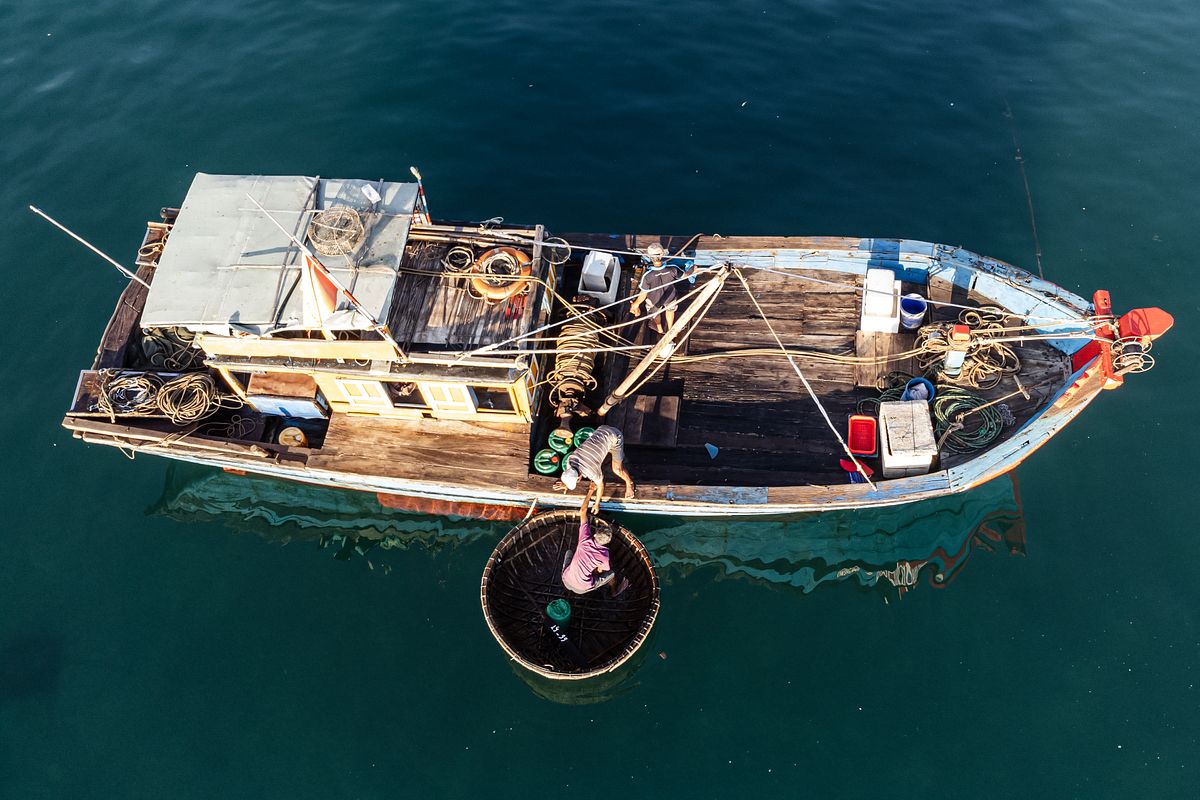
top-left (388, 243), bottom-right (534, 349)
top-left (853, 331), bottom-right (919, 388)
top-left (598, 262), bottom-right (865, 483)
top-left (308, 414), bottom-right (535, 489)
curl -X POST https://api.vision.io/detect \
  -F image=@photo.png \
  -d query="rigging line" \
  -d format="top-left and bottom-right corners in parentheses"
top-left (732, 269), bottom-right (876, 491)
top-left (467, 273), bottom-right (725, 356)
top-left (412, 227), bottom-right (707, 262)
top-left (1003, 97), bottom-right (1045, 280)
top-left (477, 344), bottom-right (654, 357)
top-left (518, 292), bottom-right (714, 345)
top-left (619, 276), bottom-right (728, 400)
top-left (453, 265), bottom-right (722, 360)
top-left (737, 263), bottom-right (1088, 324)
top-left (672, 346), bottom-right (926, 366)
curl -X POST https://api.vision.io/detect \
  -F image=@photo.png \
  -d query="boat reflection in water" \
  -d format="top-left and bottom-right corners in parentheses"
top-left (151, 464), bottom-right (1026, 700)
top-left (624, 475), bottom-right (1026, 596)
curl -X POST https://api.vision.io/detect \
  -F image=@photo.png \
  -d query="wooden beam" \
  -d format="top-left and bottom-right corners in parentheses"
top-left (197, 335), bottom-right (402, 362)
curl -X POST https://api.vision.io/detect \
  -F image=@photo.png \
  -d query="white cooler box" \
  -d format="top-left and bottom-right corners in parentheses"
top-left (860, 267), bottom-right (901, 333)
top-left (878, 399), bottom-right (938, 477)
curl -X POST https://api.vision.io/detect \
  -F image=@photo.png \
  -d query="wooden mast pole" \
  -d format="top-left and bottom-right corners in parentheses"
top-left (596, 265), bottom-right (729, 417)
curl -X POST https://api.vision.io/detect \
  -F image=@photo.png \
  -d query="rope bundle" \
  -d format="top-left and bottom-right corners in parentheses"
top-left (548, 317), bottom-right (605, 405)
top-left (916, 307), bottom-right (1022, 390)
top-left (98, 371), bottom-right (241, 425)
top-left (931, 388), bottom-right (1005, 453)
top-left (441, 245), bottom-right (475, 275)
top-left (97, 373), bottom-right (160, 418)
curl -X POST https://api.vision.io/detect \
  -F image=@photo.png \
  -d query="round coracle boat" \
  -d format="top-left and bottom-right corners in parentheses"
top-left (480, 511), bottom-right (660, 680)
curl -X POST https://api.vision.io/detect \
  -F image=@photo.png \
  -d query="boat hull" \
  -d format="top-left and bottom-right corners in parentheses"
top-left (64, 226), bottom-right (1132, 517)
top-left (65, 361), bottom-right (1103, 516)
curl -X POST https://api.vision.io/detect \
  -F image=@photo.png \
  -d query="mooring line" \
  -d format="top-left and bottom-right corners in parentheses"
top-left (1003, 97), bottom-right (1045, 280)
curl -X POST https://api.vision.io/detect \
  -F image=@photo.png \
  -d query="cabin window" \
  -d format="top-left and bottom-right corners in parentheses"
top-left (473, 386), bottom-right (515, 413)
top-left (421, 383), bottom-right (477, 415)
top-left (271, 330), bottom-right (326, 340)
top-left (336, 379), bottom-right (391, 410)
top-left (385, 381), bottom-right (427, 409)
top-left (223, 370), bottom-right (252, 396)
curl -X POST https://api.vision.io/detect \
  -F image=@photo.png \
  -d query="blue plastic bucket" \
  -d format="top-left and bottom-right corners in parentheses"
top-left (902, 377), bottom-right (936, 403)
top-left (899, 293), bottom-right (927, 330)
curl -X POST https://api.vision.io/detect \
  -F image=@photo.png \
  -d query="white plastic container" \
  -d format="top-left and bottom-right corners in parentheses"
top-left (577, 251), bottom-right (622, 306)
top-left (860, 268), bottom-right (901, 333)
top-left (878, 399), bottom-right (938, 477)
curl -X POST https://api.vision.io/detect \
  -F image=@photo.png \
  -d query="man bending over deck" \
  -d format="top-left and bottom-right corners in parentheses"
top-left (558, 424), bottom-right (636, 511)
top-left (561, 487), bottom-right (616, 595)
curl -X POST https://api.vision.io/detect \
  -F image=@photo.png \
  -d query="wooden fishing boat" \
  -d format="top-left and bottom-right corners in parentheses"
top-left (59, 173), bottom-right (1173, 516)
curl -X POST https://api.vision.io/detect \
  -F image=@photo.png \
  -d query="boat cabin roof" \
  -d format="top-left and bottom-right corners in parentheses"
top-left (141, 173), bottom-right (419, 334)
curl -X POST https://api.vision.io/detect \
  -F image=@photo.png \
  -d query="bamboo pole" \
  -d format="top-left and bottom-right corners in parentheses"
top-left (597, 265), bottom-right (729, 416)
top-left (29, 206), bottom-right (152, 288)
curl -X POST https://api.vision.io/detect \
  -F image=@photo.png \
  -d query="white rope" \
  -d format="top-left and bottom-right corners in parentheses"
top-left (453, 265), bottom-right (722, 360)
top-left (733, 269), bottom-right (877, 490)
top-left (472, 343), bottom-right (653, 357)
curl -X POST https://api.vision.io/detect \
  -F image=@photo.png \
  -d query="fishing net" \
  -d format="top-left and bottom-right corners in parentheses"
top-left (307, 206), bottom-right (365, 256)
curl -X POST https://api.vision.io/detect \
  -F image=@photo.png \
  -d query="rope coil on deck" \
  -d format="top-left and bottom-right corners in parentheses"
top-left (931, 388), bottom-right (1006, 453)
top-left (916, 307), bottom-right (1022, 390)
top-left (548, 316), bottom-right (606, 406)
top-left (97, 371), bottom-right (242, 425)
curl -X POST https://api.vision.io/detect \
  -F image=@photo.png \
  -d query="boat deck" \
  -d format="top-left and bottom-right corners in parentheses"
top-left (579, 235), bottom-right (1069, 487)
top-left (307, 415), bottom-right (536, 489)
top-left (386, 238), bottom-right (545, 350)
top-left (64, 221), bottom-right (1079, 511)
top-left (305, 238), bottom-right (1069, 494)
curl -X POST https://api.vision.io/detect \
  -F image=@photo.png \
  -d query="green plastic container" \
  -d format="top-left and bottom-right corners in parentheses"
top-left (574, 426), bottom-right (596, 447)
top-left (546, 598), bottom-right (572, 632)
top-left (533, 448), bottom-right (562, 475)
top-left (547, 430), bottom-right (573, 454)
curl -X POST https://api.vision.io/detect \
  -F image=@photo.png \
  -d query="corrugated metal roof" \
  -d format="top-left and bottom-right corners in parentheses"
top-left (141, 173), bottom-right (418, 333)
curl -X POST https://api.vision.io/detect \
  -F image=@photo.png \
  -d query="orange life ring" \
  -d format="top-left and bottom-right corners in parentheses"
top-left (470, 247), bottom-right (532, 303)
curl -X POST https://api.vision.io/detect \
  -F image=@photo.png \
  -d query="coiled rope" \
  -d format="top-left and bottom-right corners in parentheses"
top-left (916, 307), bottom-right (1022, 390)
top-left (547, 317), bottom-right (605, 405)
top-left (931, 388), bottom-right (1005, 454)
top-left (98, 372), bottom-right (241, 425)
top-left (97, 373), bottom-right (160, 419)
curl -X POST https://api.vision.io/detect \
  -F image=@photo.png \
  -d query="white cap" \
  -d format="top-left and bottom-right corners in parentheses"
top-left (561, 466), bottom-right (580, 490)
top-left (645, 243), bottom-right (666, 258)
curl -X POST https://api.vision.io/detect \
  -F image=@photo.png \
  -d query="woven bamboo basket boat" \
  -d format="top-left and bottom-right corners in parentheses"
top-left (480, 511), bottom-right (660, 680)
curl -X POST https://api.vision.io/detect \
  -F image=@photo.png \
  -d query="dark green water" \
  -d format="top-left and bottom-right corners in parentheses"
top-left (3, 1), bottom-right (1198, 797)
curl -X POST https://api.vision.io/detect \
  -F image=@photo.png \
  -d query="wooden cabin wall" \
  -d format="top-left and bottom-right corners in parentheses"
top-left (310, 372), bottom-right (533, 423)
top-left (197, 335), bottom-right (401, 362)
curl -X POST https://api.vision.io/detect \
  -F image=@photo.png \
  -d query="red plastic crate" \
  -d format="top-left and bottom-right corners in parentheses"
top-left (847, 415), bottom-right (878, 457)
